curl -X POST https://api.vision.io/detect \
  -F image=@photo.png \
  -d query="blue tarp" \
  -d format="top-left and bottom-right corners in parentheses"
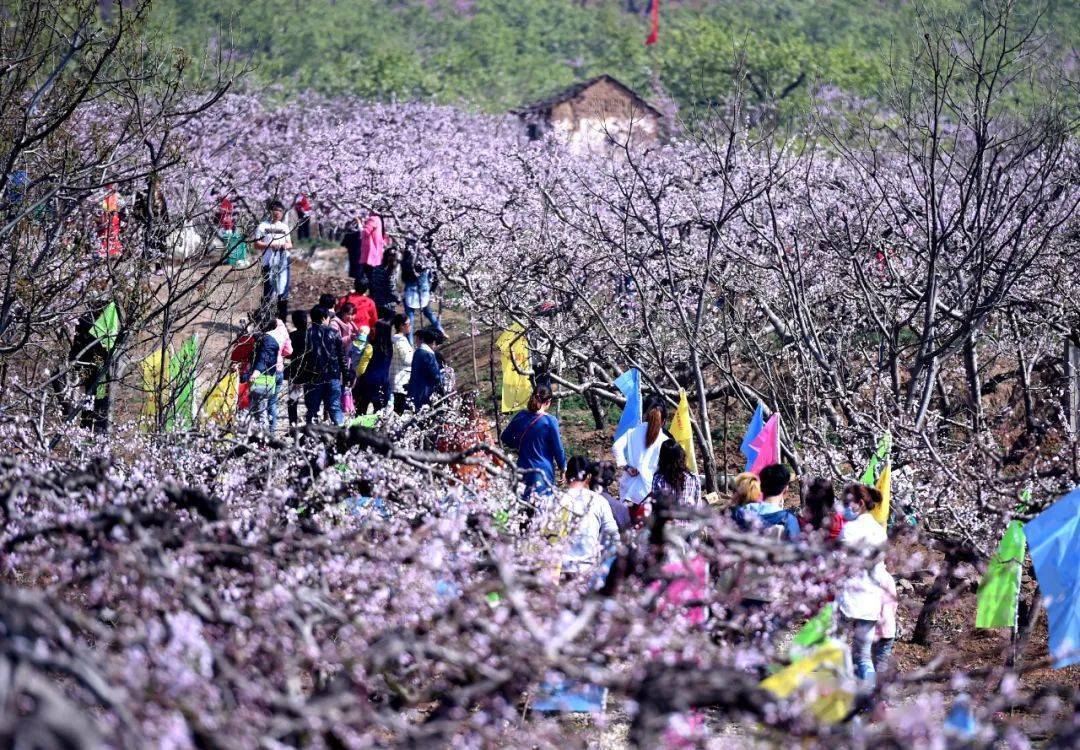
top-left (532, 679), bottom-right (607, 713)
top-left (1024, 488), bottom-right (1080, 668)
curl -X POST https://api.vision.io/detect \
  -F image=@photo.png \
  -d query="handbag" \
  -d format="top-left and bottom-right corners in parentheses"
top-left (342, 388), bottom-right (355, 415)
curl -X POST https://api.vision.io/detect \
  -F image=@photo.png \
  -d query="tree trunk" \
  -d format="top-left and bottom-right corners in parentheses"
top-left (488, 327), bottom-right (502, 442)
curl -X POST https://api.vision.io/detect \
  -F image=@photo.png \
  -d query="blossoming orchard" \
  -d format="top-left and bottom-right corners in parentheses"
top-left (1, 0), bottom-right (1078, 748)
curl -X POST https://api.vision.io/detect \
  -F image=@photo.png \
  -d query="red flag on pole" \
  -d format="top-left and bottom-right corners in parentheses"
top-left (645, 0), bottom-right (660, 46)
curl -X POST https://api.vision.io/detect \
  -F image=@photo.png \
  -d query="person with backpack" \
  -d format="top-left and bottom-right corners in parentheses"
top-left (400, 240), bottom-right (444, 344)
top-left (500, 385), bottom-right (566, 509)
top-left (725, 465), bottom-right (799, 633)
top-left (730, 464), bottom-right (802, 540)
top-left (246, 316), bottom-right (281, 429)
top-left (303, 306), bottom-right (349, 426)
top-left (548, 456), bottom-right (619, 576)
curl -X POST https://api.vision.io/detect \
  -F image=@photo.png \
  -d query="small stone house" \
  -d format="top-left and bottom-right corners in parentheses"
top-left (512, 75), bottom-right (663, 154)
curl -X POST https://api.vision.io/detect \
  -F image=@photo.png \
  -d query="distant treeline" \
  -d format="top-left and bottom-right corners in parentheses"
top-left (152, 0), bottom-right (1078, 114)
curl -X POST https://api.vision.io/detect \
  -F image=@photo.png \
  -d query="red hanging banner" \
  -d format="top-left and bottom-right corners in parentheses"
top-left (645, 0), bottom-right (660, 46)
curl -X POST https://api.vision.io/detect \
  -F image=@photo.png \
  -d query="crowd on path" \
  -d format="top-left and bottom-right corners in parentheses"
top-left (222, 195), bottom-right (900, 701)
top-left (501, 386), bottom-right (899, 695)
top-left (228, 198), bottom-right (449, 428)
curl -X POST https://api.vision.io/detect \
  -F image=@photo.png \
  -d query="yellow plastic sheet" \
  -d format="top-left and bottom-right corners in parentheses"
top-left (203, 372), bottom-right (239, 426)
top-left (139, 347), bottom-right (171, 429)
top-left (495, 324), bottom-right (531, 413)
top-left (760, 640), bottom-right (853, 724)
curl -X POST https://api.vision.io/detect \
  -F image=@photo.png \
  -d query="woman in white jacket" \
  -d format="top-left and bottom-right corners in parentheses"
top-left (612, 396), bottom-right (670, 524)
top-left (389, 313), bottom-right (413, 413)
top-left (837, 483), bottom-right (889, 688)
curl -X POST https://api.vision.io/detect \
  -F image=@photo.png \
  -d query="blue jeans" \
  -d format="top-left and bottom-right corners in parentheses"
top-left (266, 372), bottom-right (283, 431)
top-left (843, 616), bottom-right (878, 687)
top-left (304, 379), bottom-right (344, 426)
top-left (405, 305), bottom-right (442, 345)
top-left (873, 637), bottom-right (894, 675)
top-left (249, 383), bottom-right (275, 429)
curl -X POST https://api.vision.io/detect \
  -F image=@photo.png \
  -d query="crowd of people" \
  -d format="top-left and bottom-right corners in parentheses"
top-left (232, 196), bottom-right (898, 696)
top-left (228, 199), bottom-right (450, 428)
top-left (501, 385), bottom-right (898, 693)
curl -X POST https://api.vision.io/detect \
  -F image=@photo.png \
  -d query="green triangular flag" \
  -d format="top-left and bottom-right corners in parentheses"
top-left (90, 302), bottom-right (120, 352)
top-left (347, 413), bottom-right (379, 429)
top-left (860, 432), bottom-right (891, 484)
top-left (789, 603), bottom-right (834, 660)
top-left (975, 520), bottom-right (1026, 629)
top-left (167, 334), bottom-right (199, 431)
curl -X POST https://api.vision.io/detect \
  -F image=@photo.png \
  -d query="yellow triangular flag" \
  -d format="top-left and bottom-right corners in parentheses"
top-left (871, 462), bottom-right (891, 527)
top-left (670, 389), bottom-right (698, 473)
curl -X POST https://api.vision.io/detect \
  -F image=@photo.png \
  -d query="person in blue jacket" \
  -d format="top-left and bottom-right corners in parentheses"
top-left (500, 385), bottom-right (567, 513)
top-left (406, 327), bottom-right (443, 410)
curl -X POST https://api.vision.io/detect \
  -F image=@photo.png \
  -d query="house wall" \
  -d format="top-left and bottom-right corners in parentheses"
top-left (549, 79), bottom-right (660, 154)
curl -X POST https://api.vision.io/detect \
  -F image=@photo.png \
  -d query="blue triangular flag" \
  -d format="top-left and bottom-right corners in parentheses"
top-left (612, 368), bottom-right (641, 442)
top-left (1025, 488), bottom-right (1080, 668)
top-left (740, 404), bottom-right (765, 472)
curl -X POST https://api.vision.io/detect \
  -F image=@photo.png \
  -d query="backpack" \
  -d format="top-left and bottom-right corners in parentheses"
top-left (305, 326), bottom-right (340, 380)
top-left (731, 506), bottom-right (802, 541)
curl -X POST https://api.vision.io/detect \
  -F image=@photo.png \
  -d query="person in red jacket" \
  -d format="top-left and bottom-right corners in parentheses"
top-left (337, 278), bottom-right (378, 338)
top-left (293, 192), bottom-right (313, 240)
top-left (799, 477), bottom-right (844, 539)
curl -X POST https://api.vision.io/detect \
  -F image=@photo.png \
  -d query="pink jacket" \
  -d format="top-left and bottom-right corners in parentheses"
top-left (331, 316), bottom-right (357, 351)
top-left (359, 215), bottom-right (390, 266)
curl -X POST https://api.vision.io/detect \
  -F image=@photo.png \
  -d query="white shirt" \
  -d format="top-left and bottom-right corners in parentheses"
top-left (612, 423), bottom-right (669, 505)
top-left (837, 512), bottom-right (889, 621)
top-left (390, 333), bottom-right (414, 394)
top-left (256, 220), bottom-right (292, 257)
top-left (552, 486), bottom-right (619, 574)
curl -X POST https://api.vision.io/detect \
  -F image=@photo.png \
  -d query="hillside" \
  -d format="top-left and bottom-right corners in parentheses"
top-left (151, 0), bottom-right (1078, 115)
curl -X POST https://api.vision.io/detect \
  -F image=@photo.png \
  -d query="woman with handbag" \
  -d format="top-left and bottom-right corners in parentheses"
top-left (500, 385), bottom-right (566, 519)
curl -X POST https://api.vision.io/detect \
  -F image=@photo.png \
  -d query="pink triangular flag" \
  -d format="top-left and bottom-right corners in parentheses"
top-left (748, 414), bottom-right (780, 475)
